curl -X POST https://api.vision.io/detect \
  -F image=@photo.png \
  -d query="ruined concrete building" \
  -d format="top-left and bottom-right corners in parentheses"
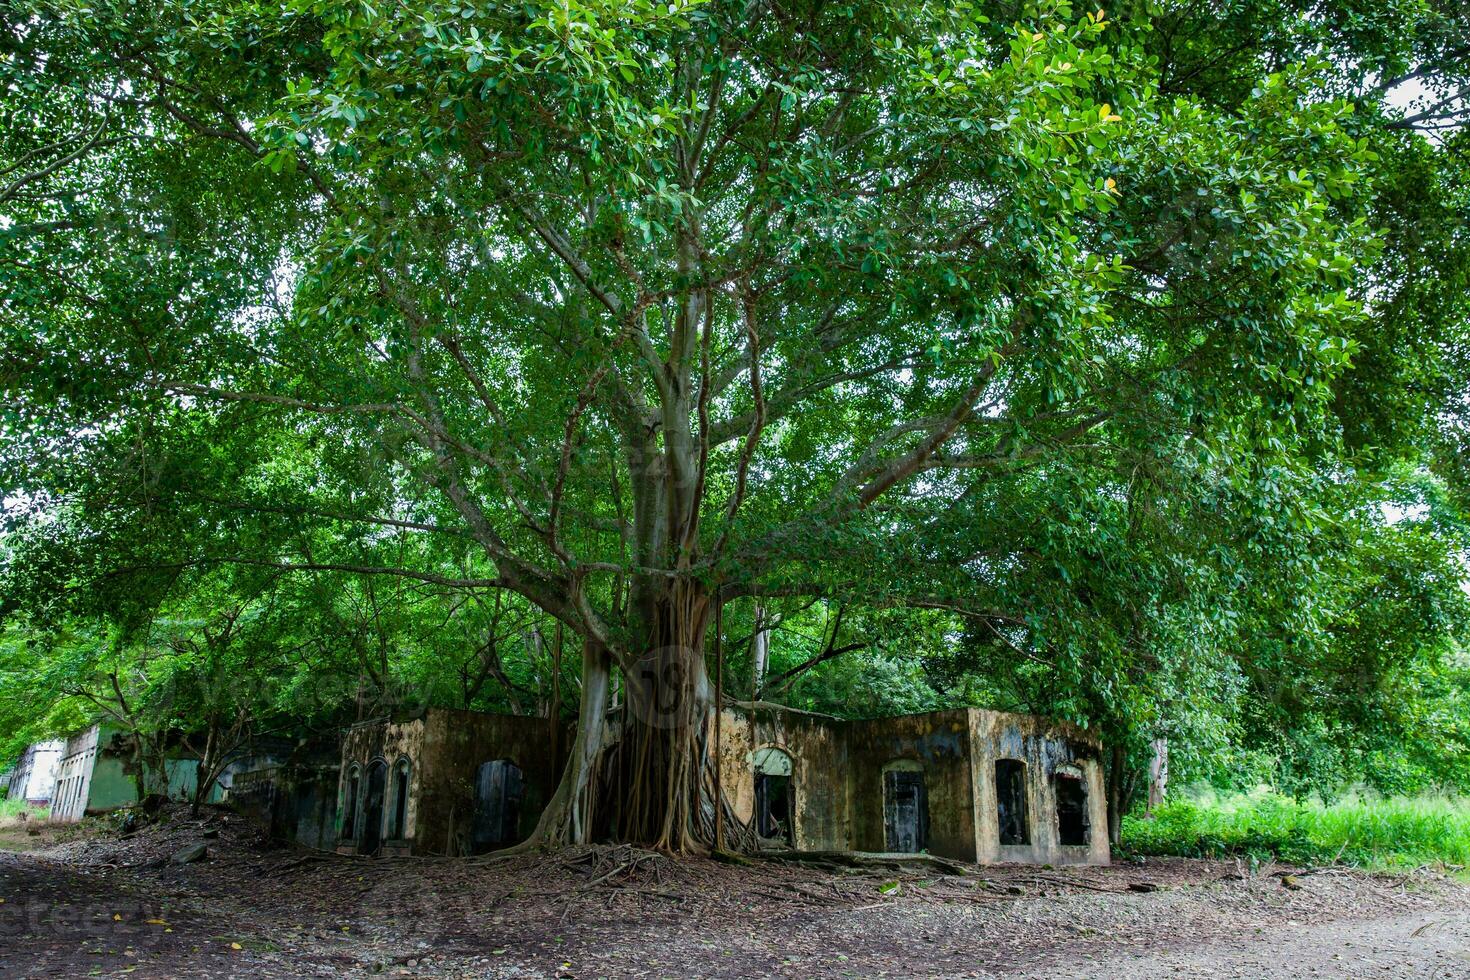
top-left (717, 705), bottom-right (1110, 865)
top-left (217, 737), bottom-right (342, 850)
top-left (331, 704), bottom-right (1108, 865)
top-left (335, 709), bottom-right (563, 856)
top-left (51, 724), bottom-right (222, 822)
top-left (8, 740), bottom-right (64, 806)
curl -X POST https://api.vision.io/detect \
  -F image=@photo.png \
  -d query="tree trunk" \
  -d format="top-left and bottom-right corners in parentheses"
top-left (1107, 742), bottom-right (1127, 849)
top-left (519, 637), bottom-right (612, 848)
top-left (522, 582), bottom-right (753, 854)
top-left (1146, 737), bottom-right (1168, 815)
top-left (190, 721), bottom-right (218, 817)
top-left (128, 733), bottom-right (149, 803)
top-left (751, 603), bottom-right (769, 699)
top-left (1106, 741), bottom-right (1145, 849)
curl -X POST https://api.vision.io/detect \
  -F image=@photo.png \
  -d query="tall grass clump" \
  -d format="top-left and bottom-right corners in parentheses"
top-left (0, 796), bottom-right (47, 822)
top-left (1121, 789), bottom-right (1470, 869)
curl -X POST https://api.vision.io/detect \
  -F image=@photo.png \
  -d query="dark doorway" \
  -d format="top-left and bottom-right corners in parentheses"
top-left (389, 760), bottom-right (410, 839)
top-left (360, 760), bottom-right (387, 855)
top-left (472, 759), bottom-right (524, 852)
top-left (995, 759), bottom-right (1030, 845)
top-left (883, 767), bottom-right (928, 853)
top-left (755, 773), bottom-right (793, 844)
top-left (1054, 773), bottom-right (1089, 846)
top-left (342, 768), bottom-right (360, 841)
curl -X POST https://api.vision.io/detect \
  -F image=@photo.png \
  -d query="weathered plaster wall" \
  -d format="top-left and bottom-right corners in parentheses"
top-left (338, 710), bottom-right (563, 856)
top-left (420, 709), bottom-right (562, 856)
top-left (290, 767), bottom-right (342, 851)
top-left (230, 763), bottom-right (340, 851)
top-left (51, 726), bottom-right (216, 823)
top-left (10, 740), bottom-right (63, 804)
top-left (846, 709), bottom-right (978, 861)
top-left (50, 726), bottom-right (100, 822)
top-left (970, 709), bottom-right (1110, 866)
top-left (334, 705), bottom-right (1105, 865)
top-left (714, 707), bottom-right (850, 851)
top-left (337, 716), bottom-right (425, 854)
top-left (714, 705), bottom-right (1107, 866)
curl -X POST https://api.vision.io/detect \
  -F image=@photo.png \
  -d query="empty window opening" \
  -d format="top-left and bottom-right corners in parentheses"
top-left (753, 747), bottom-right (794, 845)
top-left (342, 768), bottom-right (360, 840)
top-left (360, 761), bottom-right (387, 855)
top-left (472, 759), bottom-right (524, 853)
top-left (883, 763), bottom-right (928, 853)
top-left (389, 759), bottom-right (410, 839)
top-left (1054, 772), bottom-right (1090, 846)
top-left (995, 759), bottom-right (1030, 846)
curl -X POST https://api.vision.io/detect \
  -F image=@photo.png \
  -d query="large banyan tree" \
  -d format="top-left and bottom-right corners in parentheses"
top-left (3, 0), bottom-right (1466, 850)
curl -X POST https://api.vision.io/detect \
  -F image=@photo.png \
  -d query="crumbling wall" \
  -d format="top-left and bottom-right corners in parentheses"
top-left (290, 766), bottom-right (341, 850)
top-left (419, 710), bottom-right (564, 856)
top-left (336, 711), bottom-right (563, 857)
top-left (716, 705), bottom-right (1107, 866)
top-left (970, 709), bottom-right (1109, 866)
top-left (51, 725), bottom-right (217, 823)
top-left (231, 764), bottom-right (340, 851)
top-left (10, 740), bottom-right (63, 804)
top-left (50, 725), bottom-right (101, 822)
top-left (337, 717), bottom-right (425, 854)
top-left (712, 707), bottom-right (850, 851)
top-left (846, 709), bottom-right (978, 861)
top-left (332, 704), bottom-right (1106, 865)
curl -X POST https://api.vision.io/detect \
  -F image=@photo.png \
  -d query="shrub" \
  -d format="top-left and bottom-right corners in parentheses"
top-left (1121, 790), bottom-right (1470, 869)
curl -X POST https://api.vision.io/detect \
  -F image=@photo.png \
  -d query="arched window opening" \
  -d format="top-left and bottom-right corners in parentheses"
top-left (342, 767), bottom-right (361, 840)
top-left (389, 759), bottom-right (411, 840)
top-left (752, 747), bottom-right (794, 845)
top-left (882, 760), bottom-right (928, 853)
top-left (995, 759), bottom-right (1030, 846)
top-left (1054, 769), bottom-right (1090, 846)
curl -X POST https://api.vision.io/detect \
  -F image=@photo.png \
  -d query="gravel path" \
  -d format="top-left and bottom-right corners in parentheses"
top-left (1021, 911), bottom-right (1470, 979)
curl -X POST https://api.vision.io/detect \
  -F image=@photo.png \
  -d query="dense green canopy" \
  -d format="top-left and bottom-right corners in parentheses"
top-left (1, 0), bottom-right (1466, 846)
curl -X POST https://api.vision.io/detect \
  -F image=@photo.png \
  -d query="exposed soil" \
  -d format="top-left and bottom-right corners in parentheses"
top-left (0, 808), bottom-right (1466, 978)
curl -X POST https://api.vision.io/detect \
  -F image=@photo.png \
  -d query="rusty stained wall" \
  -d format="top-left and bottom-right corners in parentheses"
top-left (713, 707), bottom-right (849, 851)
top-left (337, 705), bottom-right (1106, 864)
top-left (337, 716), bottom-right (426, 855)
top-left (417, 709), bottom-right (563, 856)
top-left (714, 705), bottom-right (1108, 865)
top-left (846, 709), bottom-right (978, 861)
top-left (338, 710), bottom-right (564, 856)
top-left (230, 764), bottom-right (340, 851)
top-left (969, 708), bottom-right (1110, 866)
top-left (337, 711), bottom-right (563, 856)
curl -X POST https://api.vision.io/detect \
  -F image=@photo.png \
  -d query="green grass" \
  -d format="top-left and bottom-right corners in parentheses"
top-left (0, 796), bottom-right (47, 822)
top-left (1121, 789), bottom-right (1470, 869)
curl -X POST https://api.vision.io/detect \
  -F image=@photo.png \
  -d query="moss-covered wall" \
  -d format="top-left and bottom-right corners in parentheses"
top-left (714, 705), bottom-right (1108, 865)
top-left (713, 707), bottom-right (851, 851)
top-left (846, 709), bottom-right (978, 860)
top-left (52, 725), bottom-right (218, 823)
top-left (337, 717), bottom-right (425, 854)
top-left (229, 763), bottom-right (340, 851)
top-left (338, 710), bottom-right (564, 856)
top-left (420, 709), bottom-right (563, 856)
top-left (335, 705), bottom-right (1107, 865)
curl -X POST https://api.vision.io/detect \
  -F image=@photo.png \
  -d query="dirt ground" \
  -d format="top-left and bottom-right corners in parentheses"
top-left (0, 808), bottom-right (1466, 979)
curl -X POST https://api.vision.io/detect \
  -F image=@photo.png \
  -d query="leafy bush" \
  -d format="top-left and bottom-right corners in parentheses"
top-left (1121, 790), bottom-right (1470, 869)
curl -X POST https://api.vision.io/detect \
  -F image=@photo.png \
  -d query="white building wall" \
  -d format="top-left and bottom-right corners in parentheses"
top-left (50, 726), bottom-right (102, 823)
top-left (10, 740), bottom-right (64, 804)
